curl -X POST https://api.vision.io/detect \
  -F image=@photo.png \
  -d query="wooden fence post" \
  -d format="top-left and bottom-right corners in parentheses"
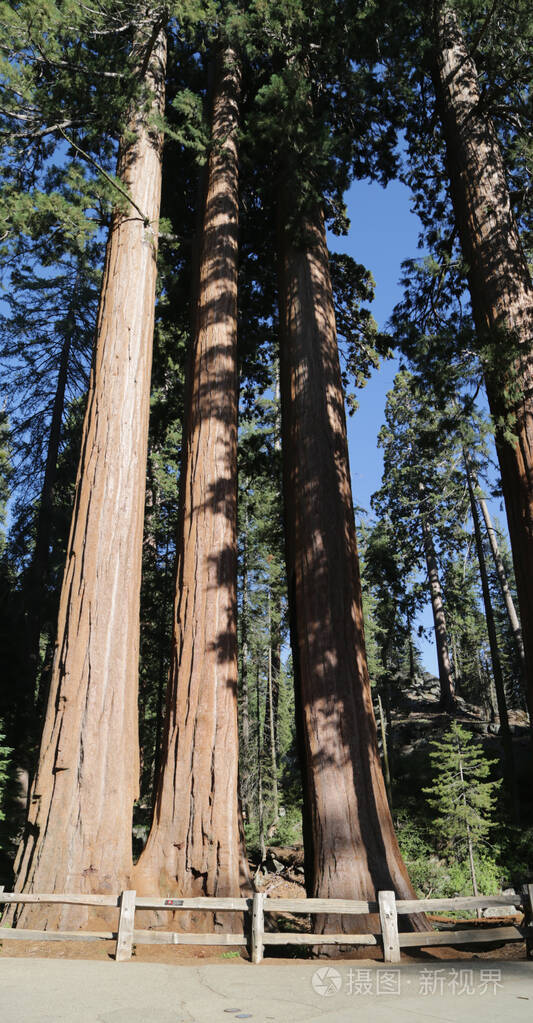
top-left (251, 892), bottom-right (264, 964)
top-left (116, 889), bottom-right (136, 962)
top-left (378, 890), bottom-right (400, 963)
top-left (525, 883), bottom-right (533, 960)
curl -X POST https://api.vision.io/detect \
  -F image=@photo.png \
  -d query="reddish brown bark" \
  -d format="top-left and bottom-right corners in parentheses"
top-left (9, 22), bottom-right (167, 930)
top-left (135, 49), bottom-right (250, 918)
top-left (277, 203), bottom-right (424, 933)
top-left (432, 1), bottom-right (533, 724)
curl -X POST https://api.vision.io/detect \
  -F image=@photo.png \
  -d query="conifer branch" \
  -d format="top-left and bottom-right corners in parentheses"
top-left (57, 127), bottom-right (150, 226)
top-left (31, 52), bottom-right (126, 79)
top-left (1, 119), bottom-right (85, 140)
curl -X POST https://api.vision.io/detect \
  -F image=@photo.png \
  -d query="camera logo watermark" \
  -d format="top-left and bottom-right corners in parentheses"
top-left (311, 967), bottom-right (503, 998)
top-left (311, 967), bottom-right (342, 997)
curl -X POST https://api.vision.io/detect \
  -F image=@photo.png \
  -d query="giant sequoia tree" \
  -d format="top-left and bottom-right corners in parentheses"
top-left (135, 45), bottom-right (250, 910)
top-left (278, 203), bottom-right (423, 931)
top-left (235, 0), bottom-right (425, 931)
top-left (10, 13), bottom-right (167, 929)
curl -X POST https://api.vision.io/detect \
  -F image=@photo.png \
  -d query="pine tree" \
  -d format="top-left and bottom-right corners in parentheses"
top-left (385, 0), bottom-right (533, 723)
top-left (442, 552), bottom-right (491, 707)
top-left (430, 3), bottom-right (533, 725)
top-left (423, 721), bottom-right (501, 896)
top-left (372, 370), bottom-right (465, 709)
top-left (0, 246), bottom-right (99, 760)
top-left (478, 495), bottom-right (526, 689)
top-left (0, 413), bottom-right (10, 555)
top-left (237, 400), bottom-right (291, 854)
top-left (464, 450), bottom-right (518, 815)
top-left (483, 519), bottom-right (526, 712)
top-left (0, 728), bottom-right (10, 824)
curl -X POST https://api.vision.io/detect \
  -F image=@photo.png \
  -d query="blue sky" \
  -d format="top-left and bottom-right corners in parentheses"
top-left (327, 177), bottom-right (440, 672)
top-left (328, 177), bottom-right (419, 515)
top-left (332, 178), bottom-right (513, 678)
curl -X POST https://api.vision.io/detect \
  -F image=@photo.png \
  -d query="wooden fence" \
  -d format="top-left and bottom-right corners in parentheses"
top-left (1, 885), bottom-right (532, 963)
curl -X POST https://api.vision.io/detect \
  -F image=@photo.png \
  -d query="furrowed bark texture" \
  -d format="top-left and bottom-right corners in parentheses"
top-left (418, 484), bottom-right (456, 711)
top-left (135, 49), bottom-right (250, 920)
top-left (10, 24), bottom-right (167, 931)
top-left (432, 1), bottom-right (533, 722)
top-left (277, 205), bottom-right (424, 934)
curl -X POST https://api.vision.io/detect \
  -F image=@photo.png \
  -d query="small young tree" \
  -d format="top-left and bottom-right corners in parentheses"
top-left (0, 727), bottom-right (10, 823)
top-left (424, 722), bottom-right (501, 896)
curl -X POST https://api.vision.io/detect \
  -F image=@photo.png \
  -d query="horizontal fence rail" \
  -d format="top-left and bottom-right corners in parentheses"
top-left (0, 884), bottom-right (531, 963)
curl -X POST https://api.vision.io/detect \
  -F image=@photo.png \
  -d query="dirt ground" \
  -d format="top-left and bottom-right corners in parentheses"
top-left (0, 932), bottom-right (526, 965)
top-left (1, 871), bottom-right (529, 964)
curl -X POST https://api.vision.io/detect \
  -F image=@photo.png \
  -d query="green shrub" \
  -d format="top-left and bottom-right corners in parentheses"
top-left (244, 804), bottom-right (303, 861)
top-left (395, 812), bottom-right (443, 896)
top-left (395, 811), bottom-right (504, 900)
top-left (268, 805), bottom-right (303, 848)
top-left (440, 855), bottom-right (502, 897)
top-left (495, 825), bottom-right (533, 888)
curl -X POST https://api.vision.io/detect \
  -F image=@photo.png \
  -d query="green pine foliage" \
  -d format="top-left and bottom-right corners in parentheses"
top-left (423, 721), bottom-right (501, 863)
top-left (370, 370), bottom-right (468, 662)
top-left (0, 245), bottom-right (99, 512)
top-left (442, 554), bottom-right (492, 708)
top-left (384, 0), bottom-right (533, 423)
top-left (484, 521), bottom-right (527, 711)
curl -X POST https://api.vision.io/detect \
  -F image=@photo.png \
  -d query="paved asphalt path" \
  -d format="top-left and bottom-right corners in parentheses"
top-left (0, 960), bottom-right (532, 1022)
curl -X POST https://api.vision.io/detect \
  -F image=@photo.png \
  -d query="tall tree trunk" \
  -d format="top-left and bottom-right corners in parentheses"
top-left (408, 630), bottom-right (416, 686)
top-left (151, 528), bottom-right (172, 811)
top-left (432, 0), bottom-right (533, 723)
top-left (240, 498), bottom-right (251, 822)
top-left (377, 693), bottom-right (393, 811)
top-left (271, 632), bottom-right (281, 750)
top-left (478, 493), bottom-right (527, 682)
top-left (135, 49), bottom-right (250, 914)
top-left (266, 592), bottom-right (279, 826)
top-left (479, 654), bottom-right (497, 722)
top-left (256, 665), bottom-right (266, 865)
top-left (464, 452), bottom-right (518, 818)
top-left (277, 202), bottom-right (424, 934)
top-left (458, 752), bottom-right (479, 899)
top-left (418, 484), bottom-right (456, 710)
top-left (450, 630), bottom-right (461, 695)
top-left (271, 371), bottom-right (283, 748)
top-left (10, 21), bottom-right (167, 931)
